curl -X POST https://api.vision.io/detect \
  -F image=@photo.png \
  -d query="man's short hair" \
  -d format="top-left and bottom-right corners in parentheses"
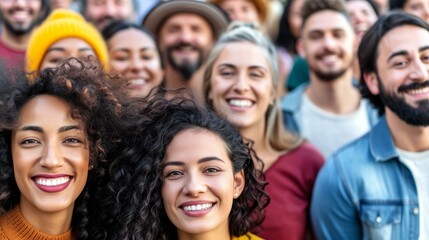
top-left (358, 11), bottom-right (429, 115)
top-left (301, 0), bottom-right (349, 27)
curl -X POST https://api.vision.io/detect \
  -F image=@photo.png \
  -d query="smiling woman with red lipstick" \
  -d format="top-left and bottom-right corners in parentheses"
top-left (203, 23), bottom-right (325, 239)
top-left (102, 92), bottom-right (269, 240)
top-left (0, 58), bottom-right (124, 240)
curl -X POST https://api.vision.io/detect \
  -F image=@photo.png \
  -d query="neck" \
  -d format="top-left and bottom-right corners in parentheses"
top-left (386, 109), bottom-right (429, 152)
top-left (1, 27), bottom-right (30, 50)
top-left (306, 69), bottom-right (361, 114)
top-left (19, 201), bottom-right (73, 235)
top-left (164, 64), bottom-right (205, 105)
top-left (239, 122), bottom-right (279, 171)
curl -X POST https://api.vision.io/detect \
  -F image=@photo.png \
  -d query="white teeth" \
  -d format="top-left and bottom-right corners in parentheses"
top-left (229, 99), bottom-right (253, 107)
top-left (35, 177), bottom-right (70, 186)
top-left (182, 203), bottom-right (213, 211)
top-left (130, 79), bottom-right (147, 85)
top-left (409, 87), bottom-right (429, 95)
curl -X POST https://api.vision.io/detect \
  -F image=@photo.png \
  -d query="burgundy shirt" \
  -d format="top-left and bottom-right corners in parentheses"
top-left (257, 142), bottom-right (324, 240)
top-left (0, 38), bottom-right (26, 73)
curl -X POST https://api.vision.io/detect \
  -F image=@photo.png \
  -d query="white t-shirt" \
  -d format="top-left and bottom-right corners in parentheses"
top-left (299, 95), bottom-right (371, 158)
top-left (397, 148), bottom-right (429, 240)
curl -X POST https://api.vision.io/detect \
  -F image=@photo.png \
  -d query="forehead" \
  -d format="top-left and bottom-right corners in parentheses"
top-left (49, 38), bottom-right (92, 49)
top-left (109, 28), bottom-right (156, 47)
top-left (377, 25), bottom-right (429, 59)
top-left (160, 13), bottom-right (212, 30)
top-left (216, 41), bottom-right (271, 67)
top-left (87, 0), bottom-right (132, 6)
top-left (303, 10), bottom-right (353, 33)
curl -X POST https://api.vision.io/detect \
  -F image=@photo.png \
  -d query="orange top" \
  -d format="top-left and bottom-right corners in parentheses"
top-left (0, 207), bottom-right (72, 240)
top-left (232, 232), bottom-right (264, 240)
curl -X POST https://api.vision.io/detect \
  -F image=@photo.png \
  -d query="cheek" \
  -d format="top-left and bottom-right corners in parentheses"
top-left (110, 60), bottom-right (128, 73)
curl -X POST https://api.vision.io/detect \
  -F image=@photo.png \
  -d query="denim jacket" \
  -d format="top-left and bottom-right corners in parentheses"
top-left (310, 117), bottom-right (420, 240)
top-left (280, 84), bottom-right (379, 134)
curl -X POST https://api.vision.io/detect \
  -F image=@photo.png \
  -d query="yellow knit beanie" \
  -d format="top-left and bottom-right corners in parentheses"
top-left (26, 9), bottom-right (109, 73)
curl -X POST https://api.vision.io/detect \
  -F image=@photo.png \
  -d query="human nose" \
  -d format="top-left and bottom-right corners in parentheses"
top-left (102, 2), bottom-right (117, 16)
top-left (130, 55), bottom-right (144, 72)
top-left (178, 28), bottom-right (194, 43)
top-left (233, 72), bottom-right (250, 93)
top-left (409, 58), bottom-right (429, 81)
top-left (40, 141), bottom-right (63, 169)
top-left (182, 173), bottom-right (207, 197)
top-left (323, 35), bottom-right (337, 50)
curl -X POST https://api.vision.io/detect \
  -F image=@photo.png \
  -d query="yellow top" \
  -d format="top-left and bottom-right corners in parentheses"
top-left (232, 232), bottom-right (264, 240)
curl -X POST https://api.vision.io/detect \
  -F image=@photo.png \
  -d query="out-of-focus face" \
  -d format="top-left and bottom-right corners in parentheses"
top-left (84, 0), bottom-right (134, 30)
top-left (162, 128), bottom-right (244, 239)
top-left (108, 28), bottom-right (164, 98)
top-left (373, 0), bottom-right (388, 13)
top-left (0, 0), bottom-right (42, 36)
top-left (219, 0), bottom-right (260, 24)
top-left (288, 0), bottom-right (304, 38)
top-left (12, 95), bottom-right (89, 233)
top-left (39, 38), bottom-right (95, 70)
top-left (158, 13), bottom-right (214, 79)
top-left (50, 0), bottom-right (72, 9)
top-left (365, 25), bottom-right (429, 126)
top-left (208, 41), bottom-right (274, 131)
top-left (346, 0), bottom-right (378, 38)
top-left (403, 0), bottom-right (429, 23)
top-left (299, 10), bottom-right (355, 82)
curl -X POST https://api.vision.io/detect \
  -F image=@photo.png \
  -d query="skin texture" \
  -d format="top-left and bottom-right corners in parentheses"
top-left (208, 41), bottom-right (274, 132)
top-left (346, 0), bottom-right (378, 38)
top-left (11, 95), bottom-right (89, 235)
top-left (219, 0), bottom-right (261, 24)
top-left (0, 0), bottom-right (42, 35)
top-left (50, 0), bottom-right (73, 9)
top-left (288, 0), bottom-right (304, 38)
top-left (158, 13), bottom-right (214, 74)
top-left (108, 28), bottom-right (164, 98)
top-left (298, 10), bottom-right (355, 81)
top-left (39, 38), bottom-right (95, 70)
top-left (403, 0), bottom-right (429, 23)
top-left (162, 128), bottom-right (244, 240)
top-left (84, 0), bottom-right (134, 30)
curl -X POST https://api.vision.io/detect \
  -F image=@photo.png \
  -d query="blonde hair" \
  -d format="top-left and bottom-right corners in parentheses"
top-left (203, 22), bottom-right (302, 151)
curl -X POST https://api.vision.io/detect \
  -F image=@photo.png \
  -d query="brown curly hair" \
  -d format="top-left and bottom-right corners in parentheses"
top-left (0, 58), bottom-right (126, 239)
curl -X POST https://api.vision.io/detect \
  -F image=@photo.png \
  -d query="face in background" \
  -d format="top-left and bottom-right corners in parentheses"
top-left (39, 38), bottom-right (95, 70)
top-left (108, 28), bottom-right (164, 98)
top-left (84, 0), bottom-right (134, 30)
top-left (346, 0), bottom-right (378, 38)
top-left (403, 0), bottom-right (429, 23)
top-left (158, 13), bottom-right (214, 80)
top-left (11, 95), bottom-right (89, 233)
top-left (365, 25), bottom-right (429, 126)
top-left (50, 0), bottom-right (72, 9)
top-left (373, 0), bottom-right (389, 13)
top-left (298, 10), bottom-right (355, 81)
top-left (208, 41), bottom-right (274, 131)
top-left (219, 0), bottom-right (260, 25)
top-left (162, 128), bottom-right (244, 238)
top-left (0, 0), bottom-right (42, 36)
top-left (288, 0), bottom-right (304, 38)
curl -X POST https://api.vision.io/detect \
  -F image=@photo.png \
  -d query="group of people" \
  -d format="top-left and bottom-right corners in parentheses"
top-left (0, 0), bottom-right (428, 239)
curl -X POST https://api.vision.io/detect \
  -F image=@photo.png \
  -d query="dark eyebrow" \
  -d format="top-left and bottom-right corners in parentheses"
top-left (387, 50), bottom-right (408, 62)
top-left (163, 157), bottom-right (225, 168)
top-left (59, 125), bottom-right (81, 133)
top-left (419, 45), bottom-right (429, 53)
top-left (19, 126), bottom-right (43, 132)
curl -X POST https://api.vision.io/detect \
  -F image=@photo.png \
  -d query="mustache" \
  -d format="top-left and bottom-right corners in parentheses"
top-left (315, 49), bottom-right (340, 59)
top-left (398, 81), bottom-right (429, 92)
top-left (167, 42), bottom-right (200, 51)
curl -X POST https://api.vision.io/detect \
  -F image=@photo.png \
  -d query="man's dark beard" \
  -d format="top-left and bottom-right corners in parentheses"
top-left (379, 79), bottom-right (429, 126)
top-left (2, 14), bottom-right (38, 36)
top-left (166, 42), bottom-right (204, 81)
top-left (313, 67), bottom-right (349, 82)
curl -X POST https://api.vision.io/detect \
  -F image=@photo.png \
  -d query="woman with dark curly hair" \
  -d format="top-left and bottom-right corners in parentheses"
top-left (0, 58), bottom-right (124, 240)
top-left (103, 92), bottom-right (269, 240)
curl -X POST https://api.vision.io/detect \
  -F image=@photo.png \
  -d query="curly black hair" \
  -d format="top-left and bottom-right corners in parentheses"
top-left (99, 89), bottom-right (269, 240)
top-left (0, 58), bottom-right (126, 239)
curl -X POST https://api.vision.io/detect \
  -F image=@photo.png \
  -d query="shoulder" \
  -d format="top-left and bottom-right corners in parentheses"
top-left (284, 142), bottom-right (325, 168)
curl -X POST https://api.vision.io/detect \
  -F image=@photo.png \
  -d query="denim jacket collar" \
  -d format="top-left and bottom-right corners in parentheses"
top-left (280, 84), bottom-right (307, 113)
top-left (369, 116), bottom-right (399, 162)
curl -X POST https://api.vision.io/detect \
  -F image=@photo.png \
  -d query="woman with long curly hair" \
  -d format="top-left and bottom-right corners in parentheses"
top-left (0, 58), bottom-right (124, 240)
top-left (103, 92), bottom-right (269, 240)
top-left (203, 23), bottom-right (325, 239)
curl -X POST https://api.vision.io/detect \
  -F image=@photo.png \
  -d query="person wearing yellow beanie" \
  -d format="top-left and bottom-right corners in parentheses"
top-left (26, 9), bottom-right (109, 74)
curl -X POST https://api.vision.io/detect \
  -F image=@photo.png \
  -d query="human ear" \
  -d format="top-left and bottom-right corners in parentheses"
top-left (233, 170), bottom-right (245, 199)
top-left (364, 72), bottom-right (380, 95)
